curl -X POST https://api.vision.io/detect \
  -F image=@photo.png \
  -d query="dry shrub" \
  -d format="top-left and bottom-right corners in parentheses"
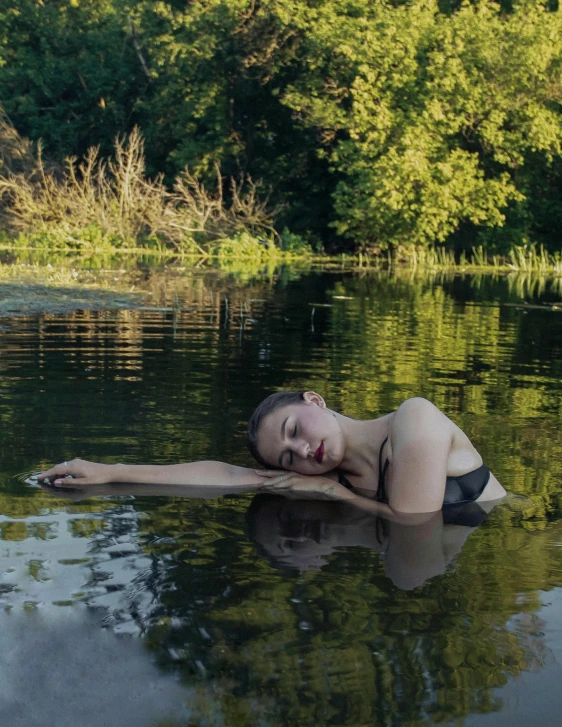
top-left (173, 166), bottom-right (281, 248)
top-left (0, 117), bottom-right (279, 250)
top-left (0, 108), bottom-right (36, 176)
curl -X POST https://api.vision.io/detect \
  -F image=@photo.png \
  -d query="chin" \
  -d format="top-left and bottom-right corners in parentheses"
top-left (292, 460), bottom-right (332, 476)
top-left (310, 464), bottom-right (332, 476)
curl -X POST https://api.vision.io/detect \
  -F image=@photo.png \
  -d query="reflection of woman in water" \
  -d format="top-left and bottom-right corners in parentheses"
top-left (39, 391), bottom-right (506, 520)
top-left (245, 494), bottom-right (492, 589)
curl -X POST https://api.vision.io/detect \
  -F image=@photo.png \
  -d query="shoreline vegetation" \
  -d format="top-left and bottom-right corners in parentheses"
top-left (3, 243), bottom-right (562, 275)
top-left (2, 251), bottom-right (562, 317)
top-left (1, 115), bottom-right (562, 275)
top-left (2, 1), bottom-right (562, 270)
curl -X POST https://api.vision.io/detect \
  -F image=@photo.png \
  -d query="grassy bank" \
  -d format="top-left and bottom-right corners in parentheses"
top-left (0, 116), bottom-right (315, 260)
top-left (357, 244), bottom-right (562, 275)
top-left (4, 238), bottom-right (562, 276)
top-left (1, 116), bottom-right (562, 274)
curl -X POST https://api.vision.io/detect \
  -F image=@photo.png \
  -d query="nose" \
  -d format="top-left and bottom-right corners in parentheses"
top-left (295, 440), bottom-right (310, 459)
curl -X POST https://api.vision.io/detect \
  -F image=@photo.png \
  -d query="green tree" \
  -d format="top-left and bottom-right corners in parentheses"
top-left (127, 0), bottom-right (336, 241)
top-left (0, 0), bottom-right (147, 159)
top-left (1, 0), bottom-right (561, 250)
top-left (276, 0), bottom-right (562, 250)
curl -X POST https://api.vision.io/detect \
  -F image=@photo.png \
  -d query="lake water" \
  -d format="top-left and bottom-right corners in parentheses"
top-left (1, 266), bottom-right (562, 726)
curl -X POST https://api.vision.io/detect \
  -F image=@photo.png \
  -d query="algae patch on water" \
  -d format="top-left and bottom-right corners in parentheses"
top-left (0, 264), bottom-right (148, 316)
top-left (0, 283), bottom-right (145, 316)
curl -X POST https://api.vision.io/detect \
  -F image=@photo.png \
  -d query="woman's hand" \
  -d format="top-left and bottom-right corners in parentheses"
top-left (255, 470), bottom-right (355, 501)
top-left (37, 459), bottom-right (115, 487)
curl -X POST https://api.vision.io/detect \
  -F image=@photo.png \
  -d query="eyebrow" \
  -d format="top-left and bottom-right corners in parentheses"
top-left (278, 416), bottom-right (289, 466)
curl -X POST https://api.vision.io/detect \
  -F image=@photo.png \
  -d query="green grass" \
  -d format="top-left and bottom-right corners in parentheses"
top-left (4, 239), bottom-right (562, 278)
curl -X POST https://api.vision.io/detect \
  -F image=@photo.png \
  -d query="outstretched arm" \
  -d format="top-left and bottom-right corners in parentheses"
top-left (38, 458), bottom-right (266, 488)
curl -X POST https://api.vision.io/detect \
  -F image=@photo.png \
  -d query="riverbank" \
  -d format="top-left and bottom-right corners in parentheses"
top-left (2, 118), bottom-right (561, 275)
top-left (3, 239), bottom-right (562, 274)
top-left (2, 251), bottom-right (562, 318)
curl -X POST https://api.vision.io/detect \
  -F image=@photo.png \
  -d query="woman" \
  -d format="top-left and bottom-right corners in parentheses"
top-left (38, 391), bottom-right (506, 519)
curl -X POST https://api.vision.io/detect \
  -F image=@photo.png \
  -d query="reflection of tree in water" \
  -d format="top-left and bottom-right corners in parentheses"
top-left (4, 479), bottom-right (561, 726)
top-left (2, 269), bottom-right (562, 725)
top-left (76, 496), bottom-right (560, 727)
top-left (2, 481), bottom-right (559, 725)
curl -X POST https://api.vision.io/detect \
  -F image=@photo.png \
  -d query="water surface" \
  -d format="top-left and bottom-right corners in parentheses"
top-left (1, 266), bottom-right (562, 726)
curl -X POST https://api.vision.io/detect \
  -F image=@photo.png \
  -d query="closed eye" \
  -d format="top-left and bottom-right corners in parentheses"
top-left (286, 423), bottom-right (297, 465)
top-left (281, 422), bottom-right (298, 467)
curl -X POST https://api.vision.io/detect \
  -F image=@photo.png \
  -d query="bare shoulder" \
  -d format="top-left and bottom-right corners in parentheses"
top-left (388, 396), bottom-right (456, 452)
top-left (391, 398), bottom-right (453, 439)
top-left (394, 397), bottom-right (441, 417)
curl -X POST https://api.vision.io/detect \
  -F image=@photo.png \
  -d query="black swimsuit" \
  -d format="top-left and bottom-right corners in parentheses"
top-left (338, 436), bottom-right (490, 525)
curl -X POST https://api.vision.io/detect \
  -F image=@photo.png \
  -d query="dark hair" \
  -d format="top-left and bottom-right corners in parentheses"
top-left (247, 390), bottom-right (306, 467)
top-left (244, 493), bottom-right (303, 574)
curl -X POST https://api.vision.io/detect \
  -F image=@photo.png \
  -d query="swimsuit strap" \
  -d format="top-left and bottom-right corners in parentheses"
top-left (338, 472), bottom-right (354, 491)
top-left (377, 436), bottom-right (389, 503)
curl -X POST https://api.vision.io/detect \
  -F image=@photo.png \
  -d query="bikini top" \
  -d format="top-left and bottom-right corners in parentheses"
top-left (338, 436), bottom-right (491, 510)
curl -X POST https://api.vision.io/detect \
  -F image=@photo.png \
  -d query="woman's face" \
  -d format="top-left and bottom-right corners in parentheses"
top-left (256, 392), bottom-right (344, 474)
top-left (250, 497), bottom-right (335, 571)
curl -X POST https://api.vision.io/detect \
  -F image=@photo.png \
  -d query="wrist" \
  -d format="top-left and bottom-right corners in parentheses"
top-left (109, 463), bottom-right (127, 481)
top-left (335, 487), bottom-right (359, 502)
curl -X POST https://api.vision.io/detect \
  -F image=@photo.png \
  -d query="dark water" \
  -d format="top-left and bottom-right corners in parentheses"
top-left (1, 267), bottom-right (562, 726)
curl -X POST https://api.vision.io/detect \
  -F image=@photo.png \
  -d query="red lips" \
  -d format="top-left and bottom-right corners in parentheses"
top-left (314, 441), bottom-right (324, 464)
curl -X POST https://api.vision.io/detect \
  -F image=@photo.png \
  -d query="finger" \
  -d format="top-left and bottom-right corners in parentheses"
top-left (37, 466), bottom-right (61, 480)
top-left (268, 473), bottom-right (295, 482)
top-left (255, 469), bottom-right (288, 478)
top-left (261, 482), bottom-right (292, 490)
top-left (40, 481), bottom-right (70, 496)
top-left (52, 477), bottom-right (90, 488)
top-left (261, 475), bottom-right (295, 489)
top-left (38, 462), bottom-right (73, 480)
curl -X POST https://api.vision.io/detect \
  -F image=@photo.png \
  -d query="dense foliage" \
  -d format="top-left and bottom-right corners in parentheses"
top-left (1, 0), bottom-right (561, 252)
